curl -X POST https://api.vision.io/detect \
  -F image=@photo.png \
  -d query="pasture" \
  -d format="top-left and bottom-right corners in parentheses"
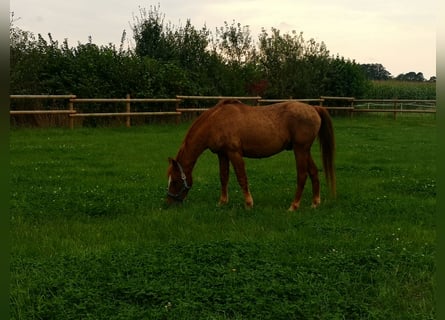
top-left (10, 115), bottom-right (436, 319)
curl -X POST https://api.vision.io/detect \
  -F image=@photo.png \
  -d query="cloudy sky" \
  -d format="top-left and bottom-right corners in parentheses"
top-left (10, 0), bottom-right (436, 78)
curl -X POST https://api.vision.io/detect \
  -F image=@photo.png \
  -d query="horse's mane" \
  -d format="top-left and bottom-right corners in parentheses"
top-left (177, 99), bottom-right (244, 158)
top-left (215, 99), bottom-right (244, 107)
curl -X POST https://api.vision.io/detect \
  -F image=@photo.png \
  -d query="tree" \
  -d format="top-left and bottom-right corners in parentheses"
top-left (132, 4), bottom-right (175, 61)
top-left (360, 63), bottom-right (392, 80)
top-left (258, 28), bottom-right (313, 97)
top-left (214, 20), bottom-right (255, 65)
top-left (323, 56), bottom-right (369, 98)
top-left (395, 72), bottom-right (425, 82)
top-left (257, 28), bottom-right (366, 98)
top-left (11, 6), bottom-right (373, 102)
top-left (172, 20), bottom-right (211, 70)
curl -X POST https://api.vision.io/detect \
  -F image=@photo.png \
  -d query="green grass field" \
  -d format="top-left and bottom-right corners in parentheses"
top-left (10, 115), bottom-right (436, 319)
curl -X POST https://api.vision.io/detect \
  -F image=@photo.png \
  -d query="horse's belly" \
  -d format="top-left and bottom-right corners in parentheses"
top-left (243, 148), bottom-right (284, 158)
top-left (241, 135), bottom-right (290, 158)
top-left (208, 118), bottom-right (292, 157)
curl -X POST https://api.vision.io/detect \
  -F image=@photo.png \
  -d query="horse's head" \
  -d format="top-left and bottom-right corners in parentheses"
top-left (166, 158), bottom-right (191, 204)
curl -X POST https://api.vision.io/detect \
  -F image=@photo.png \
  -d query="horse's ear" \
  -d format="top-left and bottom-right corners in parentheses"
top-left (168, 157), bottom-right (177, 167)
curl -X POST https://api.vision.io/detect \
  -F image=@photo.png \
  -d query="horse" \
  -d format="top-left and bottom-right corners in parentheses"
top-left (167, 99), bottom-right (336, 211)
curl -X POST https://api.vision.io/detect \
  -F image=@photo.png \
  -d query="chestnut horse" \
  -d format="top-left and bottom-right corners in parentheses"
top-left (167, 99), bottom-right (336, 211)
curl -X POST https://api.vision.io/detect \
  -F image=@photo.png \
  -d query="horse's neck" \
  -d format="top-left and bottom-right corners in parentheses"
top-left (176, 142), bottom-right (205, 174)
top-left (176, 116), bottom-right (210, 174)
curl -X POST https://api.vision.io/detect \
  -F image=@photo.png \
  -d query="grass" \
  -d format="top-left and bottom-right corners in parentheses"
top-left (10, 115), bottom-right (436, 319)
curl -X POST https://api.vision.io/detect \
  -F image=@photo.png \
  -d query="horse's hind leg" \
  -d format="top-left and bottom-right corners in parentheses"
top-left (289, 146), bottom-right (310, 211)
top-left (228, 151), bottom-right (254, 209)
top-left (308, 153), bottom-right (321, 208)
top-left (218, 153), bottom-right (230, 205)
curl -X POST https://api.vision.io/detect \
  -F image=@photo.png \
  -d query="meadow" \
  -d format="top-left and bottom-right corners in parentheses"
top-left (10, 114), bottom-right (436, 319)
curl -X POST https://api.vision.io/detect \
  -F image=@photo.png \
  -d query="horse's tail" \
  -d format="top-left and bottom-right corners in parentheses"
top-left (314, 106), bottom-right (336, 197)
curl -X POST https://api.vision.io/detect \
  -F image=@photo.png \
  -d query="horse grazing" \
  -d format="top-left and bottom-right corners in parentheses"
top-left (167, 99), bottom-right (336, 211)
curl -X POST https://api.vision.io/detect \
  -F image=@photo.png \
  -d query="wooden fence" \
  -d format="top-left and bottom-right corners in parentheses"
top-left (318, 96), bottom-right (436, 119)
top-left (9, 95), bottom-right (77, 116)
top-left (10, 94), bottom-right (436, 128)
top-left (351, 99), bottom-right (436, 119)
top-left (175, 95), bottom-right (261, 113)
top-left (69, 95), bottom-right (182, 128)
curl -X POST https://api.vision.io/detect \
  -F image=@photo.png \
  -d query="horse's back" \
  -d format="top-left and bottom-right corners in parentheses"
top-left (202, 100), bottom-right (321, 157)
top-left (222, 101), bottom-right (321, 140)
top-left (216, 100), bottom-right (318, 120)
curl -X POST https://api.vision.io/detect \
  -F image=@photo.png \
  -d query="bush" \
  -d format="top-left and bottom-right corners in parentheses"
top-left (10, 7), bottom-right (372, 101)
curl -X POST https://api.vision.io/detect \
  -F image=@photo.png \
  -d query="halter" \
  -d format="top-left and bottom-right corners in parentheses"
top-left (167, 161), bottom-right (191, 201)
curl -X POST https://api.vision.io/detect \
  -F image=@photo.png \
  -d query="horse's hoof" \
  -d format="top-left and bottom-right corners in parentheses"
top-left (244, 195), bottom-right (254, 210)
top-left (311, 197), bottom-right (321, 208)
top-left (244, 201), bottom-right (254, 210)
top-left (218, 199), bottom-right (228, 206)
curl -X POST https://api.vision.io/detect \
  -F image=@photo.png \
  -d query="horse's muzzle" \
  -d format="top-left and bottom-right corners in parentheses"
top-left (166, 192), bottom-right (185, 204)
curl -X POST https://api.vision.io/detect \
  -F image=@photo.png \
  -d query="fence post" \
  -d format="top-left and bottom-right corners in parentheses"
top-left (175, 99), bottom-right (181, 125)
top-left (350, 99), bottom-right (354, 118)
top-left (126, 94), bottom-right (131, 128)
top-left (393, 100), bottom-right (397, 120)
top-left (69, 99), bottom-right (74, 129)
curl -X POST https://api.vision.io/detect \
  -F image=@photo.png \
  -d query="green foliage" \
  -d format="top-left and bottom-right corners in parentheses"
top-left (322, 55), bottom-right (369, 97)
top-left (365, 80), bottom-right (436, 99)
top-left (361, 63), bottom-right (436, 83)
top-left (10, 5), bottom-right (373, 101)
top-left (132, 5), bottom-right (173, 60)
top-left (395, 71), bottom-right (426, 82)
top-left (133, 4), bottom-right (212, 73)
top-left (10, 117), bottom-right (436, 319)
top-left (361, 63), bottom-right (392, 80)
top-left (258, 28), bottom-right (324, 97)
top-left (215, 20), bottom-right (255, 65)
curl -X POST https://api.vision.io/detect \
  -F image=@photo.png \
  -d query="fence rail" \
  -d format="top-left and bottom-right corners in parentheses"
top-left (68, 96), bottom-right (182, 128)
top-left (175, 95), bottom-right (262, 113)
top-left (10, 95), bottom-right (436, 128)
top-left (351, 98), bottom-right (436, 119)
top-left (9, 95), bottom-right (77, 99)
top-left (258, 98), bottom-right (324, 104)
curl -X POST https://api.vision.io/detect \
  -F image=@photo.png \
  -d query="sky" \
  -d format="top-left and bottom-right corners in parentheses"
top-left (10, 0), bottom-right (436, 79)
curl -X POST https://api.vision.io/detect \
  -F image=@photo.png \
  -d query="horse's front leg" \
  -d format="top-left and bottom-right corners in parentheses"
top-left (218, 153), bottom-right (230, 205)
top-left (228, 151), bottom-right (253, 209)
